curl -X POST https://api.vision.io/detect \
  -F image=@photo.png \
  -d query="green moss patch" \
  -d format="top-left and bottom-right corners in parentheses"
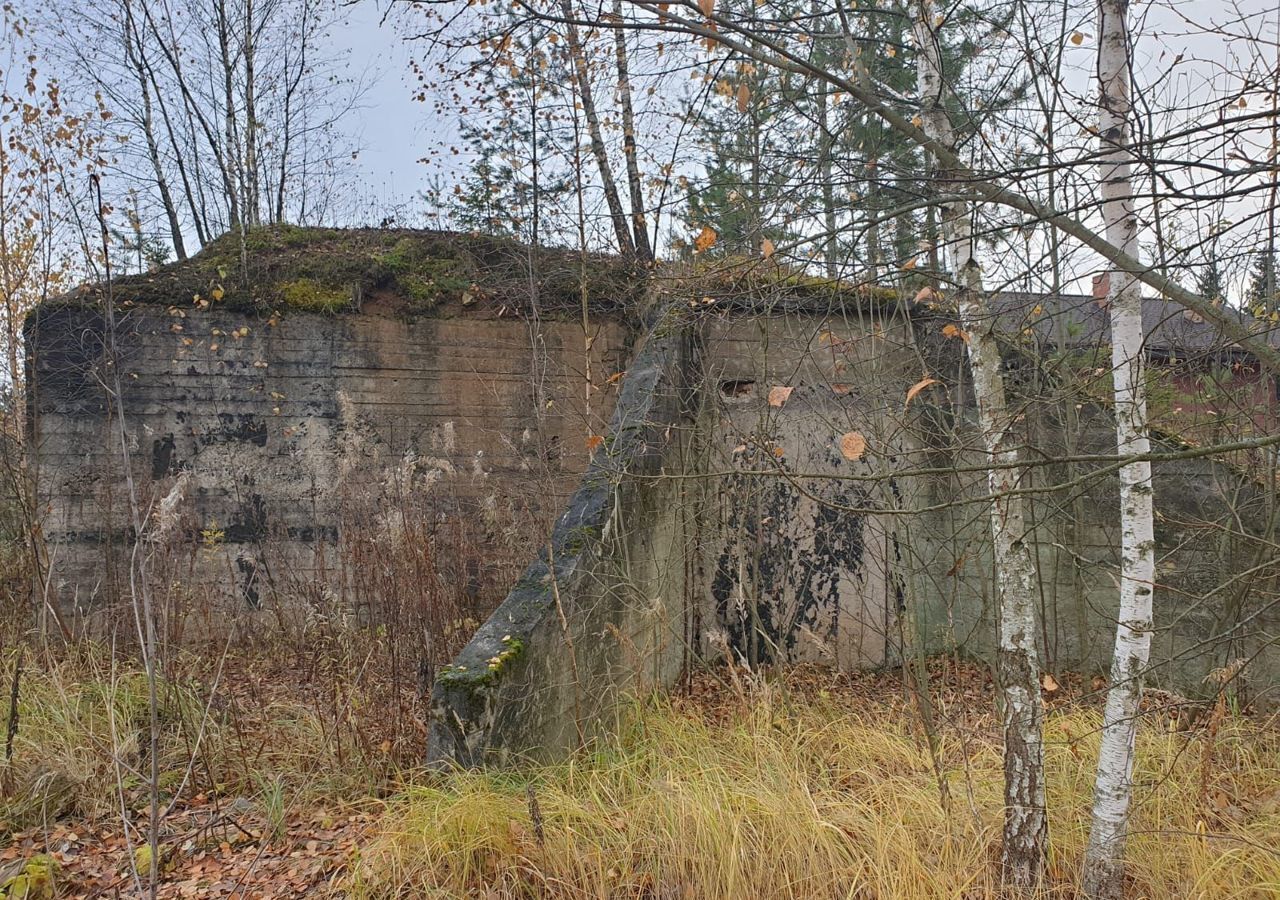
top-left (278, 278), bottom-right (352, 314)
top-left (0, 853), bottom-right (58, 899)
top-left (374, 238), bottom-right (472, 311)
top-left (437, 634), bottom-right (527, 690)
top-left (59, 226), bottom-right (643, 320)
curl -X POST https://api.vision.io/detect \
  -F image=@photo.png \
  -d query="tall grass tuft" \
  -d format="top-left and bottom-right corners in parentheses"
top-left (353, 687), bottom-right (1280, 899)
top-left (0, 646), bottom-right (210, 830)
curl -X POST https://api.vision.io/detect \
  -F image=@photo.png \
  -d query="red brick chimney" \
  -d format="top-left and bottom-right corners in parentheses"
top-left (1092, 272), bottom-right (1111, 302)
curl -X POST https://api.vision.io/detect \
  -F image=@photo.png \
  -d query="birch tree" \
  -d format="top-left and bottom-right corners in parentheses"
top-left (1081, 0), bottom-right (1157, 892)
top-left (911, 2), bottom-right (1045, 889)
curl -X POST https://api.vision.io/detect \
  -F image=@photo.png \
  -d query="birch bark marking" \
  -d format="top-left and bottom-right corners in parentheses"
top-left (1083, 0), bottom-right (1157, 894)
top-left (912, 3), bottom-right (1046, 890)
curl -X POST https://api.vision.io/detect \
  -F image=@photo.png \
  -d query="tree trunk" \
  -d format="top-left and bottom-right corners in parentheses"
top-left (559, 0), bottom-right (634, 257)
top-left (611, 0), bottom-right (652, 262)
top-left (275, 4), bottom-right (309, 224)
top-left (817, 85), bottom-right (837, 279)
top-left (137, 1), bottom-right (226, 236)
top-left (123, 1), bottom-right (186, 260)
top-left (150, 72), bottom-right (208, 247)
top-left (912, 4), bottom-right (1046, 891)
top-left (1082, 0), bottom-right (1157, 894)
top-left (813, 1), bottom-right (837, 279)
top-left (243, 0), bottom-right (260, 226)
top-left (215, 0), bottom-right (243, 229)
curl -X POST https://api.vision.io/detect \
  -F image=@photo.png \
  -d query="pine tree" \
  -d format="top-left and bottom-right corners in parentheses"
top-left (1196, 254), bottom-right (1226, 304)
top-left (1246, 249), bottom-right (1278, 317)
top-left (680, 0), bottom-right (805, 260)
top-left (449, 19), bottom-right (576, 244)
top-left (683, 0), bottom-right (1020, 277)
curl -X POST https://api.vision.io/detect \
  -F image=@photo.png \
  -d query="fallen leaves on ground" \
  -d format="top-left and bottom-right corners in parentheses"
top-left (5, 802), bottom-right (375, 899)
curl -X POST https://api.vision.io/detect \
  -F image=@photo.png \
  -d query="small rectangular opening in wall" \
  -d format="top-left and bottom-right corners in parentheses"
top-left (720, 379), bottom-right (755, 398)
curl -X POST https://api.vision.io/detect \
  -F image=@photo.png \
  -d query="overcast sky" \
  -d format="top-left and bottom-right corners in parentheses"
top-left (323, 1), bottom-right (438, 220)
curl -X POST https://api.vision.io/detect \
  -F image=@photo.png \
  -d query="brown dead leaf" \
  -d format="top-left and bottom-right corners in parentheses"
top-left (941, 323), bottom-right (970, 344)
top-left (694, 225), bottom-right (718, 253)
top-left (698, 0), bottom-right (714, 16)
top-left (737, 82), bottom-right (750, 112)
top-left (904, 376), bottom-right (938, 409)
top-left (586, 434), bottom-right (605, 451)
top-left (767, 385), bottom-right (794, 407)
top-left (839, 431), bottom-right (867, 461)
top-left (760, 237), bottom-right (775, 259)
top-left (1041, 673), bottom-right (1059, 693)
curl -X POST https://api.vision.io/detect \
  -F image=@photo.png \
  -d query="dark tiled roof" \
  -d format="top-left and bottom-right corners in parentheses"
top-left (987, 292), bottom-right (1280, 357)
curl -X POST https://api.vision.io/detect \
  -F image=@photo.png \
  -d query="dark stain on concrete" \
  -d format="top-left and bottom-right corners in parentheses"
top-left (152, 434), bottom-right (178, 478)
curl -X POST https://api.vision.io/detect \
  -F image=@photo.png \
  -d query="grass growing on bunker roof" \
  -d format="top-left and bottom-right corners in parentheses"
top-left (66, 225), bottom-right (642, 316)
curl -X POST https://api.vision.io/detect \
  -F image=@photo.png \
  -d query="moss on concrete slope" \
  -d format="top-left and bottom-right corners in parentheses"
top-left (63, 225), bottom-right (642, 318)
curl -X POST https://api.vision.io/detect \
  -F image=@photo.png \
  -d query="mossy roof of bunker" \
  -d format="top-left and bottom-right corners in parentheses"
top-left (61, 225), bottom-right (644, 317)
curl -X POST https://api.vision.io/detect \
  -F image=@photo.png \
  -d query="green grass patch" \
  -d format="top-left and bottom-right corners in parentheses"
top-left (57, 225), bottom-right (643, 319)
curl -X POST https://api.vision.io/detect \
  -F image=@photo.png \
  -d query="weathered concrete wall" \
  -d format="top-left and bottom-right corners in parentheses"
top-left (31, 263), bottom-right (1279, 764)
top-left (427, 301), bottom-right (1279, 765)
top-left (696, 312), bottom-right (921, 669)
top-left (908, 387), bottom-right (1280, 699)
top-left (428, 306), bottom-right (701, 765)
top-left (27, 301), bottom-right (629, 623)
top-left (693, 309), bottom-right (1279, 700)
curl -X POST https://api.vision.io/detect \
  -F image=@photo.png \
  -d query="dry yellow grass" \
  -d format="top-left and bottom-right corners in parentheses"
top-left (5, 646), bottom-right (1279, 898)
top-left (353, 682), bottom-right (1280, 899)
top-left (0, 645), bottom-right (403, 834)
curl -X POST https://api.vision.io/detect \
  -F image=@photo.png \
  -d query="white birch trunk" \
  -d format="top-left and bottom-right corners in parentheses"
top-left (912, 4), bottom-right (1046, 891)
top-left (1082, 0), bottom-right (1157, 894)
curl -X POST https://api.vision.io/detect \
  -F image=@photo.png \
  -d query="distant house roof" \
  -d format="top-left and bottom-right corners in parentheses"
top-left (988, 292), bottom-right (1280, 359)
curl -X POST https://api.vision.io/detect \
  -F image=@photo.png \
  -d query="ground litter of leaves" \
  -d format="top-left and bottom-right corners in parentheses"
top-left (4, 793), bottom-right (379, 899)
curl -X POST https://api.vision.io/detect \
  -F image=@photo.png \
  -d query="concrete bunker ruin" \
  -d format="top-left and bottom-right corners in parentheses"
top-left (26, 227), bottom-right (1280, 766)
